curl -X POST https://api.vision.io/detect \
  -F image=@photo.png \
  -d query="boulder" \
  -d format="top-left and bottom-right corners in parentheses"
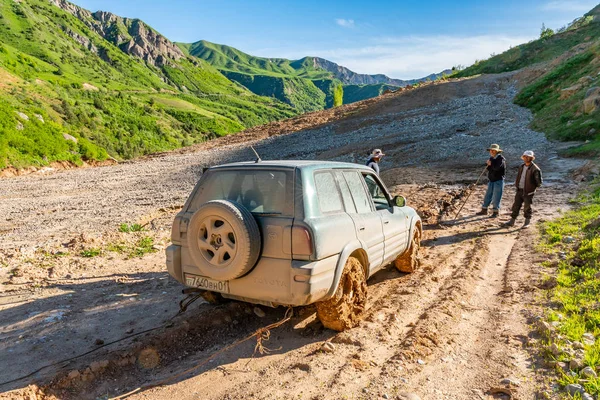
top-left (62, 133), bottom-right (78, 143)
top-left (16, 122), bottom-right (24, 131)
top-left (537, 320), bottom-right (552, 336)
top-left (560, 84), bottom-right (582, 99)
top-left (570, 358), bottom-right (584, 370)
top-left (583, 87), bottom-right (600, 114)
top-left (565, 383), bottom-right (585, 396)
top-left (581, 366), bottom-right (597, 378)
top-left (582, 332), bottom-right (596, 345)
top-left (16, 111), bottom-right (29, 120)
top-left (34, 114), bottom-right (44, 123)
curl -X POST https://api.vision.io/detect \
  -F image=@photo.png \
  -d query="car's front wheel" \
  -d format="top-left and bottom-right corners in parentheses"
top-left (394, 228), bottom-right (421, 273)
top-left (316, 257), bottom-right (367, 331)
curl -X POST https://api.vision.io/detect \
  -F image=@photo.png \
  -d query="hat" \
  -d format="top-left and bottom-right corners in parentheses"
top-left (522, 150), bottom-right (535, 159)
top-left (371, 149), bottom-right (385, 157)
top-left (486, 144), bottom-right (503, 152)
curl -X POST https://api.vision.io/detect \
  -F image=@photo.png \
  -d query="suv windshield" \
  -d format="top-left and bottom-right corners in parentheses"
top-left (193, 169), bottom-right (293, 215)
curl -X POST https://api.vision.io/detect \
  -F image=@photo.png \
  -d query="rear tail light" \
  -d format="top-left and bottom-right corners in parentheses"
top-left (292, 226), bottom-right (313, 256)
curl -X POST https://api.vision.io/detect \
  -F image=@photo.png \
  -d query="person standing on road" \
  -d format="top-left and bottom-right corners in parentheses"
top-left (504, 150), bottom-right (543, 228)
top-left (476, 144), bottom-right (506, 218)
top-left (366, 149), bottom-right (385, 175)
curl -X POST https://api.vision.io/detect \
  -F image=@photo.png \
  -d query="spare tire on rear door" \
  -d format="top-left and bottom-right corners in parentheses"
top-left (187, 200), bottom-right (261, 281)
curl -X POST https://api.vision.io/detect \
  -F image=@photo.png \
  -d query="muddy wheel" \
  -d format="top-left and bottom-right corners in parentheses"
top-left (187, 200), bottom-right (261, 281)
top-left (316, 257), bottom-right (367, 331)
top-left (395, 228), bottom-right (421, 273)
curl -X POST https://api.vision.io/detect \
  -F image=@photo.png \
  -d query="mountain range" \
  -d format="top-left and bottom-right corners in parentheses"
top-left (181, 40), bottom-right (451, 108)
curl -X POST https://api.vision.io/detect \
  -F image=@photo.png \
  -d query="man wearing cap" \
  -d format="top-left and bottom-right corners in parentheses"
top-left (504, 151), bottom-right (543, 228)
top-left (366, 149), bottom-right (384, 175)
top-left (476, 144), bottom-right (506, 218)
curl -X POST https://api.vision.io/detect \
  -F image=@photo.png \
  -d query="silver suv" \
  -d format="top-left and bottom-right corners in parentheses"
top-left (166, 161), bottom-right (421, 331)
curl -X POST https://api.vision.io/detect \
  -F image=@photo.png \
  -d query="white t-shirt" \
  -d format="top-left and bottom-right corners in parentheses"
top-left (518, 165), bottom-right (530, 189)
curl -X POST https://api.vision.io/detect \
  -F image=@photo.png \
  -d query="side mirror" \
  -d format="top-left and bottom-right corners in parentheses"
top-left (393, 195), bottom-right (407, 207)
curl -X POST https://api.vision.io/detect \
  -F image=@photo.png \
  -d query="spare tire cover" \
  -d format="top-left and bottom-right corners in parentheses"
top-left (187, 200), bottom-right (261, 281)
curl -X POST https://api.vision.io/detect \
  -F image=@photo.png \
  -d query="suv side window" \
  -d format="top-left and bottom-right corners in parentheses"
top-left (363, 174), bottom-right (390, 210)
top-left (335, 171), bottom-right (356, 213)
top-left (314, 171), bottom-right (344, 214)
top-left (343, 171), bottom-right (372, 213)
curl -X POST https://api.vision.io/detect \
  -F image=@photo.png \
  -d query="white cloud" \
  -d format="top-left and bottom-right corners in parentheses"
top-left (335, 18), bottom-right (355, 28)
top-left (541, 1), bottom-right (598, 12)
top-left (300, 34), bottom-right (534, 79)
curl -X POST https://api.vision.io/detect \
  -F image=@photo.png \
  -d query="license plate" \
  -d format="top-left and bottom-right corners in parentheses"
top-left (185, 274), bottom-right (230, 294)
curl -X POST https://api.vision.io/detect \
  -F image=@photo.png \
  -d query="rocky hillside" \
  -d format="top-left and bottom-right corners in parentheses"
top-left (309, 57), bottom-right (451, 86)
top-left (457, 4), bottom-right (600, 155)
top-left (49, 0), bottom-right (185, 67)
top-left (0, 0), bottom-right (296, 170)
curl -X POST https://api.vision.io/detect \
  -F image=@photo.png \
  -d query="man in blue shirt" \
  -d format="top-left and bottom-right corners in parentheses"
top-left (476, 144), bottom-right (506, 218)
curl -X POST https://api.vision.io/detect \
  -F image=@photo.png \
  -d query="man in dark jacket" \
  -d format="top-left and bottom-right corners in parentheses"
top-left (366, 149), bottom-right (384, 175)
top-left (476, 144), bottom-right (506, 218)
top-left (504, 150), bottom-right (543, 228)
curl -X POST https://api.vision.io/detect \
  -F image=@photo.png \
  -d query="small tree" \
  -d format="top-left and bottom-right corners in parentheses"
top-left (540, 23), bottom-right (554, 39)
top-left (333, 83), bottom-right (343, 107)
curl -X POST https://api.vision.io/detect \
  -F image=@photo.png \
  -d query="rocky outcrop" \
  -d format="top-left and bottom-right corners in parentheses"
top-left (583, 87), bottom-right (600, 114)
top-left (64, 28), bottom-right (98, 54)
top-left (49, 0), bottom-right (184, 67)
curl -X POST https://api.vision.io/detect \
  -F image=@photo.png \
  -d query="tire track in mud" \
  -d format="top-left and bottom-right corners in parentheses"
top-left (3, 183), bottom-right (567, 400)
top-left (138, 205), bottom-right (499, 400)
top-left (0, 188), bottom-right (467, 400)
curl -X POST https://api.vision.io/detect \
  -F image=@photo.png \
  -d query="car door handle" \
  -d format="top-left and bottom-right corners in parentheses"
top-left (359, 227), bottom-right (365, 231)
top-left (383, 221), bottom-right (390, 225)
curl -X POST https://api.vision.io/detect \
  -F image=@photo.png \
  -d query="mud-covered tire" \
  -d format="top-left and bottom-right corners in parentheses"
top-left (395, 227), bottom-right (421, 273)
top-left (316, 257), bottom-right (367, 331)
top-left (187, 200), bottom-right (261, 281)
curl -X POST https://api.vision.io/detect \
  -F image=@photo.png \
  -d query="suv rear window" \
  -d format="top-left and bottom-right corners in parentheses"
top-left (193, 169), bottom-right (293, 215)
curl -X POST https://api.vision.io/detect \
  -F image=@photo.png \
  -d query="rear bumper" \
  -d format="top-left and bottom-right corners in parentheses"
top-left (166, 244), bottom-right (338, 307)
top-left (166, 245), bottom-right (183, 283)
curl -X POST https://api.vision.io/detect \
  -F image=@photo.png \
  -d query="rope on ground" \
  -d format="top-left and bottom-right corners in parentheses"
top-left (109, 306), bottom-right (294, 400)
top-left (0, 291), bottom-right (204, 389)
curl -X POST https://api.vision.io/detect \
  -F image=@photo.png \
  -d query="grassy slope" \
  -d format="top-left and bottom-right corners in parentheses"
top-left (455, 6), bottom-right (600, 155)
top-left (180, 41), bottom-right (330, 79)
top-left (540, 181), bottom-right (600, 396)
top-left (181, 40), bottom-right (346, 111)
top-left (0, 0), bottom-right (295, 169)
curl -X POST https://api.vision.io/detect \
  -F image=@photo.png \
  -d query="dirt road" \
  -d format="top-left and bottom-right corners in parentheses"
top-left (0, 72), bottom-right (589, 399)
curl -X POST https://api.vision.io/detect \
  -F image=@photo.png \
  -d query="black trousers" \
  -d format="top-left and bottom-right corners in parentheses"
top-left (511, 189), bottom-right (534, 219)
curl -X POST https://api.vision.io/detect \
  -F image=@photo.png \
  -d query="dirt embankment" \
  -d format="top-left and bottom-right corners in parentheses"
top-left (0, 71), bottom-right (593, 399)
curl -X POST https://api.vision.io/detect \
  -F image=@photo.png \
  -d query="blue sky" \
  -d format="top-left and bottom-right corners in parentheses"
top-left (71, 0), bottom-right (598, 79)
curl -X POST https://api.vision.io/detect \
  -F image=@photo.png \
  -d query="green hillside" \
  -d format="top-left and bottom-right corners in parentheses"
top-left (457, 5), bottom-right (600, 155)
top-left (456, 7), bottom-right (600, 77)
top-left (181, 40), bottom-right (343, 112)
top-left (180, 41), bottom-right (331, 79)
top-left (0, 0), bottom-right (295, 169)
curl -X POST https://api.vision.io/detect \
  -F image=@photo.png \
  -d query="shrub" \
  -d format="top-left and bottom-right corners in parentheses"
top-left (119, 223), bottom-right (144, 233)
